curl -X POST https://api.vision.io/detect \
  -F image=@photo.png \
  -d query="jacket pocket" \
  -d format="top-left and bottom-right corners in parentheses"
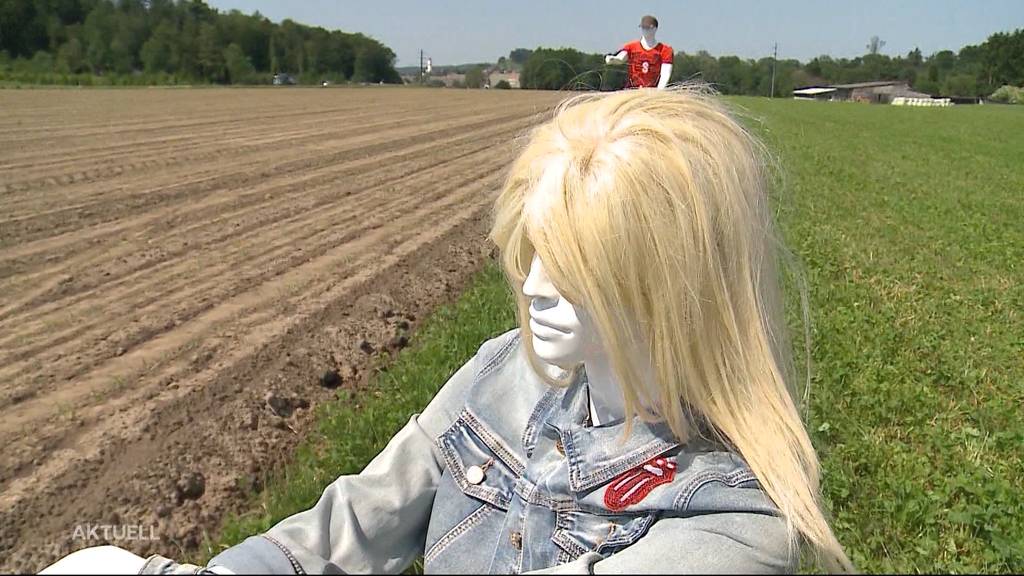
top-left (425, 409), bottom-right (524, 572)
top-left (423, 502), bottom-right (501, 566)
top-left (436, 408), bottom-right (524, 510)
top-left (551, 509), bottom-right (655, 562)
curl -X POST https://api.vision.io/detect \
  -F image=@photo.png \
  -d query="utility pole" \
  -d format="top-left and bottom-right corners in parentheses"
top-left (770, 42), bottom-right (778, 98)
top-left (420, 49), bottom-right (424, 84)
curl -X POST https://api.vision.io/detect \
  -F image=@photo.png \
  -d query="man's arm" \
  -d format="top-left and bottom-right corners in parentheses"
top-left (605, 49), bottom-right (628, 64)
top-left (657, 63), bottom-right (673, 89)
top-left (657, 45), bottom-right (674, 89)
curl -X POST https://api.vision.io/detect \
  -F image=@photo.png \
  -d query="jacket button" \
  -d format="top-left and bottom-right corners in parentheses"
top-left (466, 465), bottom-right (485, 485)
top-left (554, 439), bottom-right (565, 456)
top-left (509, 531), bottom-right (523, 550)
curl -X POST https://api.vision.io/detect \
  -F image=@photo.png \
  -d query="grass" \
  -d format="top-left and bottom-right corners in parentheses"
top-left (732, 98), bottom-right (1023, 573)
top-left (202, 99), bottom-right (1022, 573)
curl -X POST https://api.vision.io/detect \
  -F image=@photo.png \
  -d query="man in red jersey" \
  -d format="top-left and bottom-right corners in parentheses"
top-left (606, 15), bottom-right (674, 89)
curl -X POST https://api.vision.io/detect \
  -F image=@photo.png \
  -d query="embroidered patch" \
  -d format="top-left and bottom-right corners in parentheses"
top-left (603, 456), bottom-right (677, 511)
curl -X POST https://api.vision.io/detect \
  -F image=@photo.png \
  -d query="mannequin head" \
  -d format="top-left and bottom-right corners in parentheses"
top-left (639, 14), bottom-right (658, 44)
top-left (489, 85), bottom-right (852, 572)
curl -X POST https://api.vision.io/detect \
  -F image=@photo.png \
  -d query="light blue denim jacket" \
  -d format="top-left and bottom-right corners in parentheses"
top-left (141, 329), bottom-right (795, 574)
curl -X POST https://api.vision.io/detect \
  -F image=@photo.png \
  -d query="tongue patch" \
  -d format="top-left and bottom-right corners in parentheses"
top-left (603, 456), bottom-right (677, 511)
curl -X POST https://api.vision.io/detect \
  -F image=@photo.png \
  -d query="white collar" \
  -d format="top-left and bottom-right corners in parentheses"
top-left (588, 388), bottom-right (602, 426)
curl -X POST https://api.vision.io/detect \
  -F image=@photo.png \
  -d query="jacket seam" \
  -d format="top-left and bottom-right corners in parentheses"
top-left (423, 503), bottom-right (495, 565)
top-left (551, 528), bottom-right (590, 561)
top-left (462, 408), bottom-right (526, 476)
top-left (671, 469), bottom-right (760, 511)
top-left (599, 515), bottom-right (656, 550)
top-left (259, 534), bottom-right (306, 575)
top-left (521, 387), bottom-right (561, 458)
top-left (513, 477), bottom-right (577, 511)
top-left (475, 330), bottom-right (521, 382)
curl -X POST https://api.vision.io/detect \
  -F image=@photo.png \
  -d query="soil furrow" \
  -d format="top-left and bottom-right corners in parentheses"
top-left (0, 86), bottom-right (564, 573)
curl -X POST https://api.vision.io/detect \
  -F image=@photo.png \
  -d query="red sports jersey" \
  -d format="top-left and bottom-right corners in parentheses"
top-left (620, 40), bottom-right (674, 88)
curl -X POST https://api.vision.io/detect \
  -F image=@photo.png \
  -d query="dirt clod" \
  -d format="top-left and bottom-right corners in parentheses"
top-left (174, 472), bottom-right (206, 503)
top-left (319, 369), bottom-right (342, 389)
top-left (265, 392), bottom-right (309, 418)
top-left (387, 335), bottom-right (409, 352)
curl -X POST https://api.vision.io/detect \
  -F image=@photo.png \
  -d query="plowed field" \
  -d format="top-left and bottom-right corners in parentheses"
top-left (0, 86), bottom-right (564, 572)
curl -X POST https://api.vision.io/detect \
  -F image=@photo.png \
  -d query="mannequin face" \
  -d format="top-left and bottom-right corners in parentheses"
top-left (640, 24), bottom-right (657, 43)
top-left (521, 254), bottom-right (600, 370)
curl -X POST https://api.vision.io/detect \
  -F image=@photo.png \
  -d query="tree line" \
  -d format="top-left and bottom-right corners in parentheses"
top-left (516, 28), bottom-right (1024, 98)
top-left (0, 0), bottom-right (401, 85)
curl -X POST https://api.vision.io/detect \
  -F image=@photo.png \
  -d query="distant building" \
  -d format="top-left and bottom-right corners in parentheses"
top-left (402, 66), bottom-right (521, 88)
top-left (792, 87), bottom-right (838, 101)
top-left (793, 80), bottom-right (932, 104)
top-left (487, 70), bottom-right (520, 89)
top-left (439, 72), bottom-right (467, 87)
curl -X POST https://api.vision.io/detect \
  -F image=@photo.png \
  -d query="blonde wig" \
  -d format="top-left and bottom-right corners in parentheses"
top-left (489, 85), bottom-right (853, 572)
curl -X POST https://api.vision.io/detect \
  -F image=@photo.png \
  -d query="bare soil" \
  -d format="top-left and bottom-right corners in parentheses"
top-left (0, 86), bottom-right (563, 572)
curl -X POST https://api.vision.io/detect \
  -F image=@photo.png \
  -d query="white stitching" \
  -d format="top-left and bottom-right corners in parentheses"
top-left (462, 408), bottom-right (526, 475)
top-left (424, 503), bottom-right (496, 564)
top-left (671, 469), bottom-right (760, 511)
top-left (436, 417), bottom-right (510, 509)
top-left (261, 534), bottom-right (306, 575)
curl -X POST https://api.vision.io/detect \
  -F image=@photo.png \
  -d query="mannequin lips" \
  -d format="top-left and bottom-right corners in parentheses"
top-left (529, 317), bottom-right (571, 340)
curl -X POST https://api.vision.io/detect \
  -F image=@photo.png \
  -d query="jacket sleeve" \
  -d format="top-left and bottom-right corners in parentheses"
top-left (228, 352), bottom-right (482, 574)
top-left (140, 338), bottom-right (490, 575)
top-left (523, 512), bottom-right (796, 575)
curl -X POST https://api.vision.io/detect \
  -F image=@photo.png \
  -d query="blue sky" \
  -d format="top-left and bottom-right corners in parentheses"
top-left (205, 1), bottom-right (1024, 67)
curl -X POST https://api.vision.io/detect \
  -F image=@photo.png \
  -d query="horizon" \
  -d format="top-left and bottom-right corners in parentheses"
top-left (204, 1), bottom-right (1024, 68)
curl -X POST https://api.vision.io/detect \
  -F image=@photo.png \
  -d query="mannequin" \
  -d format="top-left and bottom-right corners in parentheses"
top-left (605, 14), bottom-right (673, 89)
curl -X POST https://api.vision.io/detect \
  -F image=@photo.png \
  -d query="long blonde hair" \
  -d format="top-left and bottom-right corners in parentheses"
top-left (489, 85), bottom-right (853, 572)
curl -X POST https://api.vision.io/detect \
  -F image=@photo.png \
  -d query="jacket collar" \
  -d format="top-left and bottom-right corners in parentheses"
top-left (545, 369), bottom-right (680, 492)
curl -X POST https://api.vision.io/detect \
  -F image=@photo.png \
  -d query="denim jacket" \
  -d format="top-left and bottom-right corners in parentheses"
top-left (140, 329), bottom-right (795, 574)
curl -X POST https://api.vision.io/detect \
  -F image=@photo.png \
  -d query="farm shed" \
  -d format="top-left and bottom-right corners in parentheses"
top-left (794, 80), bottom-right (933, 103)
top-left (793, 87), bottom-right (837, 100)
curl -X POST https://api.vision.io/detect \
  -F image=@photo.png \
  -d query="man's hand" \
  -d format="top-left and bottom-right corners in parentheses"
top-left (605, 51), bottom-right (627, 65)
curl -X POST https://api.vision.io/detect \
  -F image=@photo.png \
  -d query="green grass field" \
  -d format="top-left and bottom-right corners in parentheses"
top-left (203, 98), bottom-right (1023, 573)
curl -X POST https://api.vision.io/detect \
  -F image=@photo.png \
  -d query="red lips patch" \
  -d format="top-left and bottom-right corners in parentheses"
top-left (603, 456), bottom-right (677, 511)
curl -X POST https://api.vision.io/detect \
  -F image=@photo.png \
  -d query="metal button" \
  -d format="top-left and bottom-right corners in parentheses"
top-left (554, 439), bottom-right (565, 456)
top-left (509, 530), bottom-right (523, 550)
top-left (466, 465), bottom-right (485, 485)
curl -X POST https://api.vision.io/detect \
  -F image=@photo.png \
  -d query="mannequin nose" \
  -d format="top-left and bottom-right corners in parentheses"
top-left (522, 255), bottom-right (560, 305)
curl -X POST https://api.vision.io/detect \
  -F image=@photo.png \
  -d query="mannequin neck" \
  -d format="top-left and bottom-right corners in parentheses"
top-left (640, 33), bottom-right (658, 50)
top-left (582, 354), bottom-right (626, 426)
